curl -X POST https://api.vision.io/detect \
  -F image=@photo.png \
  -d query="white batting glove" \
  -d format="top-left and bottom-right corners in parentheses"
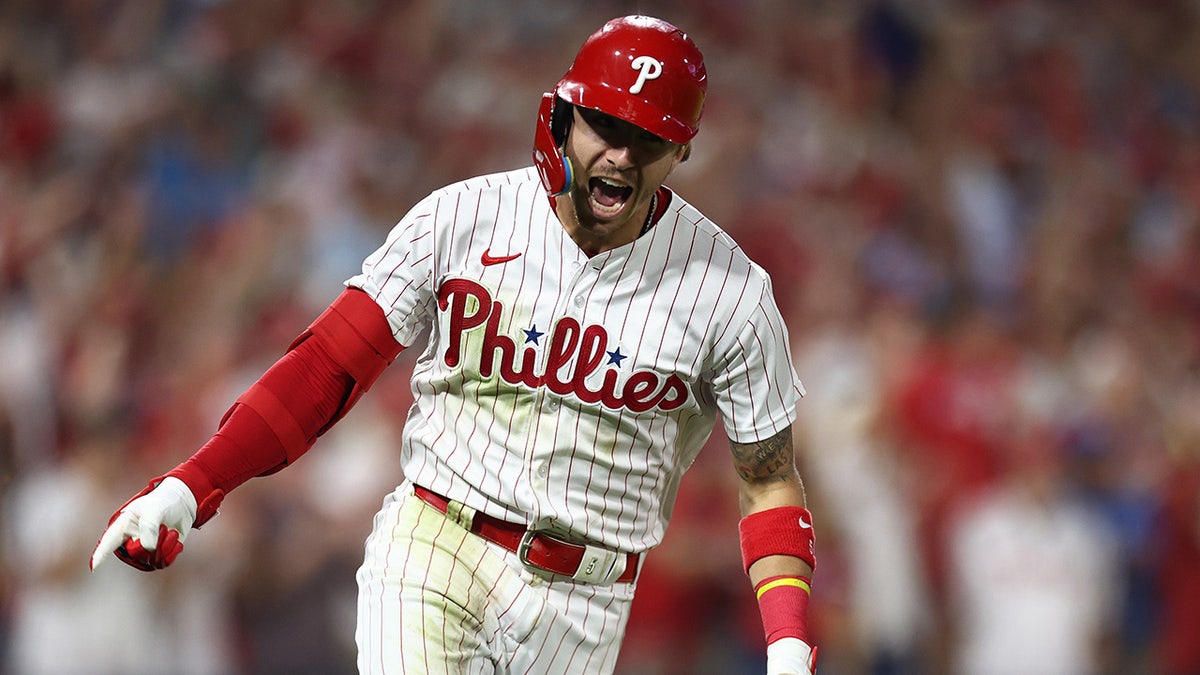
top-left (767, 637), bottom-right (817, 675)
top-left (91, 477), bottom-right (198, 571)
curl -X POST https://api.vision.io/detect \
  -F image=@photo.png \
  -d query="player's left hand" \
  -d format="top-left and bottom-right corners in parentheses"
top-left (90, 476), bottom-right (198, 571)
top-left (767, 637), bottom-right (817, 675)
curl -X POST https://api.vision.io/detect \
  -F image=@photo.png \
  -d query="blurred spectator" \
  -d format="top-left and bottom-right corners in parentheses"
top-left (0, 294), bottom-right (57, 470)
top-left (946, 430), bottom-right (1121, 675)
top-left (1153, 382), bottom-right (1200, 675)
top-left (2, 422), bottom-right (239, 674)
top-left (885, 303), bottom-right (1014, 613)
top-left (792, 257), bottom-right (933, 675)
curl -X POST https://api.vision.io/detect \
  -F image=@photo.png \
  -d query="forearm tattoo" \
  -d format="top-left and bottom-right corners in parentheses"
top-left (731, 426), bottom-right (795, 483)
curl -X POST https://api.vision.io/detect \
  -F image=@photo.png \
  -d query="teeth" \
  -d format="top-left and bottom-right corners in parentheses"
top-left (589, 176), bottom-right (630, 218)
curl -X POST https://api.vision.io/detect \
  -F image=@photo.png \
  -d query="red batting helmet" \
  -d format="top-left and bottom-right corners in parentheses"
top-left (533, 15), bottom-right (708, 196)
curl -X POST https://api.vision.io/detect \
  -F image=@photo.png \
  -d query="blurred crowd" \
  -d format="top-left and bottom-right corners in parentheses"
top-left (1, 1), bottom-right (1199, 674)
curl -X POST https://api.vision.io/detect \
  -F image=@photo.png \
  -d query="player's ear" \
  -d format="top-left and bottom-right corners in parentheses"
top-left (664, 143), bottom-right (690, 177)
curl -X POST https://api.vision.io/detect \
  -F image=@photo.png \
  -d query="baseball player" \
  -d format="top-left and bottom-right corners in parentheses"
top-left (92, 15), bottom-right (819, 675)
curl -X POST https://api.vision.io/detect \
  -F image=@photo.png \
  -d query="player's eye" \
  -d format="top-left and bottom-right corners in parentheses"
top-left (580, 109), bottom-right (672, 154)
top-left (581, 109), bottom-right (617, 130)
top-left (637, 129), bottom-right (670, 149)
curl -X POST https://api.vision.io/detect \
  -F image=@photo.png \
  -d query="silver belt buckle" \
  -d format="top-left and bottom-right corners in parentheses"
top-left (517, 529), bottom-right (541, 572)
top-left (517, 529), bottom-right (626, 585)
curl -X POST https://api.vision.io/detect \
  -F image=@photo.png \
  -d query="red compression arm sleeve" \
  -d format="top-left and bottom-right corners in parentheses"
top-left (166, 288), bottom-right (403, 506)
top-left (755, 575), bottom-right (812, 644)
top-left (168, 337), bottom-right (352, 495)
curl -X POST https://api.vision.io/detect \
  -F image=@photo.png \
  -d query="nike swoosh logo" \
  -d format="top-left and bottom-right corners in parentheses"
top-left (798, 516), bottom-right (812, 530)
top-left (481, 249), bottom-right (522, 266)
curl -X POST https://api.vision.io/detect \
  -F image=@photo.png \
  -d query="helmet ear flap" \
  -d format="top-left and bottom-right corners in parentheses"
top-left (533, 93), bottom-right (575, 197)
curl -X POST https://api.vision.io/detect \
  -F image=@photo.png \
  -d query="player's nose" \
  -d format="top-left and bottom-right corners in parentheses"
top-left (602, 142), bottom-right (637, 170)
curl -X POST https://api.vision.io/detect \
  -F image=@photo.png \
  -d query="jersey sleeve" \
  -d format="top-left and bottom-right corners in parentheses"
top-left (345, 194), bottom-right (439, 347)
top-left (711, 274), bottom-right (805, 444)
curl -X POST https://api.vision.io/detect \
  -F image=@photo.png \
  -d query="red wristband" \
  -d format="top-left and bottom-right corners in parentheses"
top-left (738, 506), bottom-right (817, 572)
top-left (755, 575), bottom-right (811, 644)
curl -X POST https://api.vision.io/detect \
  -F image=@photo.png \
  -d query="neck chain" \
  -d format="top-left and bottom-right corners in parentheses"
top-left (639, 192), bottom-right (659, 238)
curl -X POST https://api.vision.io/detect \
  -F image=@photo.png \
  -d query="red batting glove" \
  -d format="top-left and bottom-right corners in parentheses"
top-left (90, 476), bottom-right (221, 571)
top-left (117, 523), bottom-right (184, 571)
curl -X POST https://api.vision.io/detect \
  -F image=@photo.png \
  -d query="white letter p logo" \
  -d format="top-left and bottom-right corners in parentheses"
top-left (629, 55), bottom-right (663, 95)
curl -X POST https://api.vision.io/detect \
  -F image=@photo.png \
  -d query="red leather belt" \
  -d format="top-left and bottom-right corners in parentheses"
top-left (413, 485), bottom-right (639, 584)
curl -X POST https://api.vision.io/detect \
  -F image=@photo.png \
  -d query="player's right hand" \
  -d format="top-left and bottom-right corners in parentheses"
top-left (90, 476), bottom-right (198, 572)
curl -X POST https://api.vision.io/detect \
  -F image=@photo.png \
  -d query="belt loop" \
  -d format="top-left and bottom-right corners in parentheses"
top-left (444, 498), bottom-right (476, 531)
top-left (572, 543), bottom-right (626, 585)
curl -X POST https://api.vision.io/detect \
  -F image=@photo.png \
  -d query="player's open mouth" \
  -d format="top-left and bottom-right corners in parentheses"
top-left (589, 177), bottom-right (633, 218)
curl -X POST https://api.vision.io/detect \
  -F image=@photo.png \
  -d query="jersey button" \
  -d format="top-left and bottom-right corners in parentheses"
top-left (537, 463), bottom-right (548, 478)
top-left (547, 400), bottom-right (560, 411)
top-left (573, 295), bottom-right (584, 306)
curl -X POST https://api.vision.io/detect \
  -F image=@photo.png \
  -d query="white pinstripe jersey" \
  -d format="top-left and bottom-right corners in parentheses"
top-left (347, 167), bottom-right (804, 553)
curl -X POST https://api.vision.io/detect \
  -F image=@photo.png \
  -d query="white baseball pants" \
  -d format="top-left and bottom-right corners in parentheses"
top-left (355, 483), bottom-right (637, 674)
